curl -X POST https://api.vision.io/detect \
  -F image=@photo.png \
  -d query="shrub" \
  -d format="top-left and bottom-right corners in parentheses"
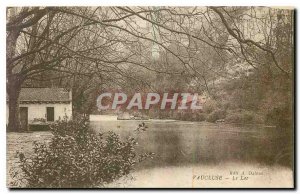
top-left (16, 117), bottom-right (153, 188)
top-left (206, 109), bottom-right (226, 123)
top-left (203, 99), bottom-right (218, 114)
top-left (225, 110), bottom-right (263, 124)
top-left (179, 112), bottom-right (193, 121)
top-left (265, 105), bottom-right (292, 128)
top-left (196, 113), bottom-right (207, 122)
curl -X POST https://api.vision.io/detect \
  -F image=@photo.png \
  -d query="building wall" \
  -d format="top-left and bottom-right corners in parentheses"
top-left (6, 103), bottom-right (72, 124)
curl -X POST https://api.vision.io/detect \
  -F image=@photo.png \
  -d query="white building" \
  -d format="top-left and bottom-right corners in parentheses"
top-left (6, 88), bottom-right (72, 130)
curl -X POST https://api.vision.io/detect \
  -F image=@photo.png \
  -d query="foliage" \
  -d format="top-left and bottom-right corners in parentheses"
top-left (16, 117), bottom-right (153, 188)
top-left (225, 109), bottom-right (264, 124)
top-left (32, 118), bottom-right (47, 123)
top-left (203, 99), bottom-right (218, 114)
top-left (194, 113), bottom-right (207, 122)
top-left (265, 105), bottom-right (292, 128)
top-left (206, 109), bottom-right (226, 123)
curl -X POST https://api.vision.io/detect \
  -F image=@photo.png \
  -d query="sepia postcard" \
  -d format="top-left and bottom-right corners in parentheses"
top-left (6, 6), bottom-right (294, 188)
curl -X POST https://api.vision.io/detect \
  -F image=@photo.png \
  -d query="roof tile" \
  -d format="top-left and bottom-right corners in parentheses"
top-left (15, 88), bottom-right (71, 102)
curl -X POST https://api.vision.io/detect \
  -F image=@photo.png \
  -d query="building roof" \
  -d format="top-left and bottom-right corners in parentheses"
top-left (9, 88), bottom-right (71, 103)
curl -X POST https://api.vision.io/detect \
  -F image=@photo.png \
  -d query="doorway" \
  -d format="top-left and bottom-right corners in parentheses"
top-left (20, 107), bottom-right (28, 131)
top-left (46, 107), bottom-right (54, 122)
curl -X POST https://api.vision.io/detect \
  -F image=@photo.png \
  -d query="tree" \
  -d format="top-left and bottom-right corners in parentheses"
top-left (7, 7), bottom-right (152, 131)
top-left (7, 6), bottom-right (293, 131)
top-left (7, 7), bottom-right (50, 131)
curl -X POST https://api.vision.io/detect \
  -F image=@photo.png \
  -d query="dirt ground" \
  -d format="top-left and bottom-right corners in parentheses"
top-left (6, 132), bottom-right (52, 187)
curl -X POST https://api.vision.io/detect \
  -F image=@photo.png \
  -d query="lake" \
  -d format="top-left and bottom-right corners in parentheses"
top-left (90, 115), bottom-right (286, 168)
top-left (90, 115), bottom-right (293, 188)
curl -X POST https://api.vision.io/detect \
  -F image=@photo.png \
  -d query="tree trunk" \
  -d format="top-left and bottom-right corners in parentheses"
top-left (7, 77), bottom-right (22, 132)
top-left (7, 9), bottom-right (23, 132)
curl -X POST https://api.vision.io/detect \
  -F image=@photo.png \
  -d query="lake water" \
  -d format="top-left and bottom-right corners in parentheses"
top-left (90, 115), bottom-right (288, 169)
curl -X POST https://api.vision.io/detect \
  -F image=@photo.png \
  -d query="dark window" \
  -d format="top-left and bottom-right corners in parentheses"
top-left (46, 107), bottom-right (54, 121)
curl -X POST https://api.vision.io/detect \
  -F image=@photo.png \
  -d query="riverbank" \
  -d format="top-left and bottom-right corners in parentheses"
top-left (89, 114), bottom-right (276, 127)
top-left (90, 114), bottom-right (177, 122)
